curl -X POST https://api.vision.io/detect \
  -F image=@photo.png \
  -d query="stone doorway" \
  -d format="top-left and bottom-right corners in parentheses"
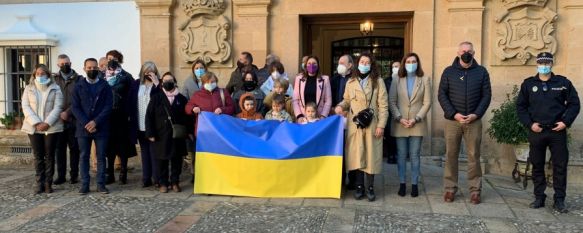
top-left (300, 12), bottom-right (412, 77)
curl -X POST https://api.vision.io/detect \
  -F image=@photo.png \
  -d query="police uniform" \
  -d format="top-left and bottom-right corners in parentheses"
top-left (516, 53), bottom-right (580, 211)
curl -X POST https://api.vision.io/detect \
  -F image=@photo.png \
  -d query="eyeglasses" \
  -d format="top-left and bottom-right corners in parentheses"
top-left (542, 82), bottom-right (548, 92)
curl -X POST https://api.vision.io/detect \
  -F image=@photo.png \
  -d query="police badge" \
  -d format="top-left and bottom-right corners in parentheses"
top-left (532, 86), bottom-right (538, 92)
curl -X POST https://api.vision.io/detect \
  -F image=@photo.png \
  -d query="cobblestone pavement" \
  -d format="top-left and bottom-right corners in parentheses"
top-left (0, 163), bottom-right (582, 232)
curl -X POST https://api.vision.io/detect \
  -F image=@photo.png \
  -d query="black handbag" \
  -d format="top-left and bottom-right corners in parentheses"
top-left (353, 84), bottom-right (375, 129)
top-left (164, 106), bottom-right (187, 139)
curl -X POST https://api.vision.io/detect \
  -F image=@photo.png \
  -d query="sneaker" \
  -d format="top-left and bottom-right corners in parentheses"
top-left (443, 192), bottom-right (455, 203)
top-left (97, 185), bottom-right (109, 194)
top-left (79, 186), bottom-right (90, 195)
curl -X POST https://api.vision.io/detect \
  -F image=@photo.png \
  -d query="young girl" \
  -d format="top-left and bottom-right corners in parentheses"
top-left (265, 94), bottom-right (292, 122)
top-left (236, 93), bottom-right (263, 120)
top-left (302, 102), bottom-right (320, 124)
top-left (264, 79), bottom-right (294, 120)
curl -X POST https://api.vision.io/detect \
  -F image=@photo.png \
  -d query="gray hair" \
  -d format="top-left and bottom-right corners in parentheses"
top-left (340, 54), bottom-right (354, 65)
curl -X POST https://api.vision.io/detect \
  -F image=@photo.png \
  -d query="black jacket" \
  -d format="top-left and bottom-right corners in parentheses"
top-left (516, 73), bottom-right (580, 128)
top-left (438, 57), bottom-right (491, 120)
top-left (145, 91), bottom-right (190, 160)
top-left (225, 64), bottom-right (259, 94)
top-left (54, 70), bottom-right (83, 125)
top-left (330, 73), bottom-right (351, 107)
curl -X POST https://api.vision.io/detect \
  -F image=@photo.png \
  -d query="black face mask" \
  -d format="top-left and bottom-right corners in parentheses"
top-left (460, 52), bottom-right (473, 64)
top-left (163, 82), bottom-right (175, 91)
top-left (86, 70), bottom-right (100, 80)
top-left (237, 61), bottom-right (244, 69)
top-left (60, 64), bottom-right (72, 74)
top-left (243, 81), bottom-right (256, 91)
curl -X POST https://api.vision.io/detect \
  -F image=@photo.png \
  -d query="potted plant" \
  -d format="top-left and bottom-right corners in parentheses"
top-left (0, 112), bottom-right (16, 130)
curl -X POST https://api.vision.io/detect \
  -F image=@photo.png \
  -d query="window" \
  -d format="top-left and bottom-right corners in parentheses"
top-left (0, 46), bottom-right (51, 115)
top-left (331, 36), bottom-right (404, 78)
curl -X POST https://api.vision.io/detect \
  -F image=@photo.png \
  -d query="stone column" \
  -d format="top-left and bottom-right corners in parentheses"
top-left (135, 0), bottom-right (174, 73)
top-left (445, 0), bottom-right (485, 62)
top-left (232, 0), bottom-right (271, 65)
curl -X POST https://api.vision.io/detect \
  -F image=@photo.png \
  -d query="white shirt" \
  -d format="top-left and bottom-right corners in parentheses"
top-left (137, 84), bottom-right (153, 131)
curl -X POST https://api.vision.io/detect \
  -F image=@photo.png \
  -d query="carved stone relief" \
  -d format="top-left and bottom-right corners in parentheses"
top-left (179, 0), bottom-right (232, 65)
top-left (494, 0), bottom-right (557, 65)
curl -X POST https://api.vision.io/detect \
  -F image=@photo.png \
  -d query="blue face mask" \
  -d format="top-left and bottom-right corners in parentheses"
top-left (358, 64), bottom-right (371, 74)
top-left (405, 63), bottom-right (418, 73)
top-left (194, 68), bottom-right (205, 78)
top-left (35, 75), bottom-right (50, 85)
top-left (537, 65), bottom-right (551, 75)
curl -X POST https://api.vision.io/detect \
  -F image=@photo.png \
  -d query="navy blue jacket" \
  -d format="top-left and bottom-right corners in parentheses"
top-left (71, 78), bottom-right (113, 137)
top-left (438, 57), bottom-right (491, 120)
top-left (516, 73), bottom-right (580, 128)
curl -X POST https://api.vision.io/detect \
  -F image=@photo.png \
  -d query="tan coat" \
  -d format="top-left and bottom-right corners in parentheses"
top-left (389, 76), bottom-right (432, 137)
top-left (337, 77), bottom-right (389, 174)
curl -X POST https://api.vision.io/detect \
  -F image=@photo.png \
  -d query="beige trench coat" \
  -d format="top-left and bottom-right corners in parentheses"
top-left (337, 77), bottom-right (389, 174)
top-left (389, 76), bottom-right (432, 137)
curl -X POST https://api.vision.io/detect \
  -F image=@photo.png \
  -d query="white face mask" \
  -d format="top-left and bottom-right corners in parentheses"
top-left (337, 64), bottom-right (347, 76)
top-left (204, 82), bottom-right (217, 91)
top-left (271, 71), bottom-right (281, 80)
top-left (392, 67), bottom-right (399, 74)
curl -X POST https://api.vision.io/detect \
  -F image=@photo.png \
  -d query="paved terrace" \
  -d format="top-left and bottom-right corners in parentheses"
top-left (0, 162), bottom-right (582, 233)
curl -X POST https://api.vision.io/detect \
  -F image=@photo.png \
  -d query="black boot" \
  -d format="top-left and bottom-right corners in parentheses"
top-left (398, 183), bottom-right (406, 197)
top-left (354, 185), bottom-right (365, 200)
top-left (54, 177), bottom-right (66, 185)
top-left (387, 155), bottom-right (397, 164)
top-left (529, 198), bottom-right (545, 209)
top-left (106, 173), bottom-right (115, 185)
top-left (411, 185), bottom-right (419, 197)
top-left (553, 199), bottom-right (568, 213)
top-left (366, 186), bottom-right (376, 202)
top-left (34, 183), bottom-right (44, 194)
top-left (119, 167), bottom-right (127, 185)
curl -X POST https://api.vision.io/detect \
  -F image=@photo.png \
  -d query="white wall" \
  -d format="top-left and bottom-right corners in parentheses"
top-left (0, 1), bottom-right (141, 78)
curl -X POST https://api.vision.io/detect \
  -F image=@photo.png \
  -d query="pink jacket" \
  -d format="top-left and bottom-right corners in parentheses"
top-left (292, 74), bottom-right (332, 119)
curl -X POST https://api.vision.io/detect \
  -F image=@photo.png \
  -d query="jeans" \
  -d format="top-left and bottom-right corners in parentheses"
top-left (78, 136), bottom-right (108, 186)
top-left (55, 126), bottom-right (80, 180)
top-left (29, 133), bottom-right (58, 185)
top-left (396, 136), bottom-right (423, 185)
top-left (138, 131), bottom-right (159, 184)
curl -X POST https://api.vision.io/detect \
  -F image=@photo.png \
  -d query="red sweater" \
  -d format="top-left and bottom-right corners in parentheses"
top-left (185, 88), bottom-right (235, 135)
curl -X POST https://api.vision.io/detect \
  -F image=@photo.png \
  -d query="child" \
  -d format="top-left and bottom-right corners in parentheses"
top-left (232, 71), bottom-right (265, 114)
top-left (302, 102), bottom-right (320, 124)
top-left (236, 93), bottom-right (263, 120)
top-left (264, 79), bottom-right (294, 120)
top-left (265, 94), bottom-right (292, 122)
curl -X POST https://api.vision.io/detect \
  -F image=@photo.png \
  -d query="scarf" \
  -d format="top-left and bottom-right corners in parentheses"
top-left (163, 88), bottom-right (179, 105)
top-left (105, 68), bottom-right (122, 86)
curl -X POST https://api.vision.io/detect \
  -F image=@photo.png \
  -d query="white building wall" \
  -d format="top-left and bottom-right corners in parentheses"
top-left (0, 1), bottom-right (141, 78)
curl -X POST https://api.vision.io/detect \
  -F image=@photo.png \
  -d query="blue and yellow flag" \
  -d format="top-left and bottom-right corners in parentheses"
top-left (194, 112), bottom-right (344, 198)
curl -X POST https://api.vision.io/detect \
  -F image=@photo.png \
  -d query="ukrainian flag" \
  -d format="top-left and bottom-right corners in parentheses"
top-left (194, 112), bottom-right (344, 198)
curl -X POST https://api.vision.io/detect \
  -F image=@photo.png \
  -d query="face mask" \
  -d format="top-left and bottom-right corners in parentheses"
top-left (87, 70), bottom-right (100, 80)
top-left (271, 71), bottom-right (281, 80)
top-left (60, 64), bottom-right (72, 74)
top-left (337, 64), bottom-right (347, 76)
top-left (405, 63), bottom-right (418, 73)
top-left (537, 65), bottom-right (551, 75)
top-left (358, 64), bottom-right (370, 74)
top-left (243, 80), bottom-right (257, 91)
top-left (237, 61), bottom-right (244, 69)
top-left (162, 82), bottom-right (175, 91)
top-left (36, 75), bottom-right (50, 85)
top-left (306, 64), bottom-right (318, 74)
top-left (460, 52), bottom-right (473, 64)
top-left (194, 68), bottom-right (205, 78)
top-left (392, 67), bottom-right (399, 74)
top-left (204, 82), bottom-right (217, 92)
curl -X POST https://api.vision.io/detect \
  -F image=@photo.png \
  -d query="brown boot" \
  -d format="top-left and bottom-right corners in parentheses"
top-left (45, 183), bottom-right (53, 194)
top-left (172, 184), bottom-right (182, 193)
top-left (159, 185), bottom-right (168, 193)
top-left (443, 192), bottom-right (455, 202)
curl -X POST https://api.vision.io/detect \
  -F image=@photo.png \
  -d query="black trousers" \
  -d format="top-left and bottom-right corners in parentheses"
top-left (158, 156), bottom-right (183, 186)
top-left (528, 129), bottom-right (569, 200)
top-left (55, 126), bottom-right (80, 180)
top-left (353, 170), bottom-right (375, 188)
top-left (107, 154), bottom-right (128, 176)
top-left (29, 133), bottom-right (58, 185)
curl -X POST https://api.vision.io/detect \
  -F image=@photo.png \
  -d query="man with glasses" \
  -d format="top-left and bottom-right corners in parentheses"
top-left (516, 52), bottom-right (580, 213)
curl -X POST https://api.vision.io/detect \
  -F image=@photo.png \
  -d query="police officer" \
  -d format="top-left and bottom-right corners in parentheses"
top-left (516, 52), bottom-right (580, 213)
